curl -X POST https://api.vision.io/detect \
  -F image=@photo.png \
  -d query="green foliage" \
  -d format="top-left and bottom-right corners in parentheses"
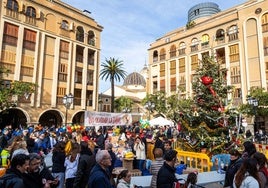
top-left (114, 96), bottom-right (133, 112)
top-left (0, 67), bottom-right (36, 110)
top-left (142, 91), bottom-right (167, 115)
top-left (240, 87), bottom-right (268, 117)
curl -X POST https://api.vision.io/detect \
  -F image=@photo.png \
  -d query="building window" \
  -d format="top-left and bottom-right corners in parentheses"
top-left (23, 29), bottom-right (36, 51)
top-left (88, 49), bottom-right (95, 65)
top-left (60, 40), bottom-right (69, 59)
top-left (159, 48), bottom-right (166, 61)
top-left (169, 45), bottom-right (176, 58)
top-left (191, 38), bottom-right (199, 52)
top-left (179, 58), bottom-right (185, 73)
top-left (264, 37), bottom-right (268, 56)
top-left (179, 42), bottom-right (186, 55)
top-left (216, 29), bottom-right (225, 41)
top-left (170, 77), bottom-right (176, 91)
top-left (3, 22), bottom-right (18, 46)
top-left (153, 50), bottom-right (158, 62)
top-left (262, 13), bottom-right (268, 33)
top-left (7, 0), bottom-right (18, 11)
top-left (201, 34), bottom-right (209, 48)
top-left (61, 20), bottom-right (69, 30)
top-left (160, 63), bottom-right (165, 77)
top-left (230, 66), bottom-right (241, 84)
top-left (228, 25), bottom-right (238, 41)
top-left (234, 88), bottom-right (242, 98)
top-left (160, 79), bottom-right (165, 91)
top-left (153, 81), bottom-right (157, 91)
top-left (25, 6), bottom-right (36, 25)
top-left (191, 55), bottom-right (198, 71)
top-left (76, 26), bottom-right (84, 42)
top-left (229, 44), bottom-right (239, 62)
top-left (58, 63), bottom-right (68, 82)
top-left (170, 60), bottom-right (176, 75)
top-left (75, 70), bottom-right (83, 83)
top-left (194, 9), bottom-right (200, 16)
top-left (87, 30), bottom-right (95, 46)
top-left (87, 70), bottom-right (94, 85)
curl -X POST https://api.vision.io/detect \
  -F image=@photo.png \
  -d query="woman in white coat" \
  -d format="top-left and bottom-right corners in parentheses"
top-left (133, 137), bottom-right (146, 171)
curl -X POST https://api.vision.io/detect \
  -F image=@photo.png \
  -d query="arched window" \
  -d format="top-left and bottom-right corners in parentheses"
top-left (170, 45), bottom-right (176, 58)
top-left (61, 20), bottom-right (69, 30)
top-left (191, 38), bottom-right (199, 52)
top-left (201, 34), bottom-right (209, 47)
top-left (26, 6), bottom-right (36, 18)
top-left (153, 50), bottom-right (158, 62)
top-left (216, 29), bottom-right (225, 41)
top-left (179, 42), bottom-right (186, 55)
top-left (7, 0), bottom-right (18, 11)
top-left (160, 48), bottom-right (166, 61)
top-left (228, 25), bottom-right (238, 41)
top-left (87, 30), bottom-right (95, 46)
top-left (76, 26), bottom-right (84, 42)
top-left (261, 13), bottom-right (268, 32)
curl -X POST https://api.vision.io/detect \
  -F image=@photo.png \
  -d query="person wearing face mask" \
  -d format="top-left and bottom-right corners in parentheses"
top-left (22, 153), bottom-right (59, 188)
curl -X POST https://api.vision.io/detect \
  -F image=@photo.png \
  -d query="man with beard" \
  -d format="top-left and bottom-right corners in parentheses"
top-left (22, 153), bottom-right (58, 188)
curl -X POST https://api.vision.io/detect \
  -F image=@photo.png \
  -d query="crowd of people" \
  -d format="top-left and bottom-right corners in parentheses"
top-left (0, 123), bottom-right (267, 188)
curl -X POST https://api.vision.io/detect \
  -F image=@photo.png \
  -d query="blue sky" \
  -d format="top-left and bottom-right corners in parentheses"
top-left (62, 0), bottom-right (246, 92)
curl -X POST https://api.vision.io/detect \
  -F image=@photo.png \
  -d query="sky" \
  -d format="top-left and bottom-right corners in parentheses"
top-left (61, 0), bottom-right (247, 92)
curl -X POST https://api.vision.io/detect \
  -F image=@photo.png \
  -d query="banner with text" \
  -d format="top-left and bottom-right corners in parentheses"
top-left (84, 111), bottom-right (132, 126)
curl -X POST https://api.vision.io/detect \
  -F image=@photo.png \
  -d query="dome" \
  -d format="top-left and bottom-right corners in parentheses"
top-left (188, 2), bottom-right (221, 22)
top-left (123, 72), bottom-right (146, 87)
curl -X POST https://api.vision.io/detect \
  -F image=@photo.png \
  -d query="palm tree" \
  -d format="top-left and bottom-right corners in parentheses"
top-left (100, 57), bottom-right (127, 112)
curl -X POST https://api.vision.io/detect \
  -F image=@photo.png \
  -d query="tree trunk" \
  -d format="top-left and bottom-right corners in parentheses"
top-left (111, 77), bottom-right (115, 112)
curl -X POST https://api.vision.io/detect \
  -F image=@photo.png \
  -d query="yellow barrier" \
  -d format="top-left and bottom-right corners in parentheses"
top-left (175, 149), bottom-right (213, 172)
top-left (254, 143), bottom-right (268, 159)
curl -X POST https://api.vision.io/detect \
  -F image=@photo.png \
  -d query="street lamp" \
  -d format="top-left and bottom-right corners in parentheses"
top-left (247, 96), bottom-right (258, 114)
top-left (144, 101), bottom-right (155, 120)
top-left (247, 96), bottom-right (258, 134)
top-left (122, 107), bottom-right (131, 113)
top-left (62, 93), bottom-right (74, 126)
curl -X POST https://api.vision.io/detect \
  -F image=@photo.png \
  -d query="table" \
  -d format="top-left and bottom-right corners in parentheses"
top-left (177, 171), bottom-right (225, 185)
top-left (130, 171), bottom-right (225, 188)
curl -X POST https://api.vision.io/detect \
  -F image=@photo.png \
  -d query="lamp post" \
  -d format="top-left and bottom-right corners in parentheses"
top-left (122, 107), bottom-right (131, 113)
top-left (247, 96), bottom-right (258, 134)
top-left (62, 93), bottom-right (74, 126)
top-left (144, 101), bottom-right (155, 120)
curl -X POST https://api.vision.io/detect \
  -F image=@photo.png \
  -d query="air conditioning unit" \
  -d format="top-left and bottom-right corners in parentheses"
top-left (69, 22), bottom-right (74, 31)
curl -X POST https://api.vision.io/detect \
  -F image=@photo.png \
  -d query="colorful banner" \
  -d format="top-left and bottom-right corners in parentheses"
top-left (84, 111), bottom-right (132, 126)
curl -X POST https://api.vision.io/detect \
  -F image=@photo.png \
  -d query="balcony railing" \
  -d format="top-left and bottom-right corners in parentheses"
top-left (228, 33), bottom-right (238, 42)
top-left (262, 23), bottom-right (268, 33)
top-left (6, 9), bottom-right (19, 19)
top-left (178, 48), bottom-right (186, 56)
top-left (191, 45), bottom-right (198, 52)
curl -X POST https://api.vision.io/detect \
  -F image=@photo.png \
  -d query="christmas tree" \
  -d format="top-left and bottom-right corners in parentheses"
top-left (179, 55), bottom-right (239, 155)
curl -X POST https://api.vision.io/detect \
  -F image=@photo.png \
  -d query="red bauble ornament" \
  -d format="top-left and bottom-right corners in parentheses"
top-left (201, 76), bottom-right (213, 85)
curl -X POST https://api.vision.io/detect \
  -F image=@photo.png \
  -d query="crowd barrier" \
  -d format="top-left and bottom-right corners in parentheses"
top-left (254, 143), bottom-right (268, 158)
top-left (175, 149), bottom-right (213, 172)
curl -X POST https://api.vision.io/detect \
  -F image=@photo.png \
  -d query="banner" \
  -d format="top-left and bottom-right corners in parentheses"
top-left (84, 111), bottom-right (132, 126)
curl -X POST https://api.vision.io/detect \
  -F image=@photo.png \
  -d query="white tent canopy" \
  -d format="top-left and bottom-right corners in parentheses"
top-left (149, 116), bottom-right (174, 126)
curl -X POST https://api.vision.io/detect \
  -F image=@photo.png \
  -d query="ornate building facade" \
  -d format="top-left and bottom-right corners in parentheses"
top-left (0, 0), bottom-right (103, 128)
top-left (148, 0), bottom-right (268, 130)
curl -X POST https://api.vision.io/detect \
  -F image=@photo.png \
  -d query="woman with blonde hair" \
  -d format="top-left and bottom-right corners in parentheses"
top-left (64, 142), bottom-right (80, 188)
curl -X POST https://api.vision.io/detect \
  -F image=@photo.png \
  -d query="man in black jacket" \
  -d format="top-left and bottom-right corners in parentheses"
top-left (157, 149), bottom-right (178, 188)
top-left (22, 153), bottom-right (58, 188)
top-left (0, 153), bottom-right (29, 188)
top-left (73, 141), bottom-right (96, 188)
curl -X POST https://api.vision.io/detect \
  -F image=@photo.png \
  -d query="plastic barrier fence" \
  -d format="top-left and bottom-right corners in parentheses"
top-left (175, 149), bottom-right (213, 172)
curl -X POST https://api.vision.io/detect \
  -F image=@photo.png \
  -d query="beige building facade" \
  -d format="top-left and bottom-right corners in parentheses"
top-left (148, 0), bottom-right (268, 131)
top-left (0, 0), bottom-right (102, 128)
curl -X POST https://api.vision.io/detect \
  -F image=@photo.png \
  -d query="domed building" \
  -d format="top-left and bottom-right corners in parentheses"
top-left (123, 71), bottom-right (146, 89)
top-left (101, 65), bottom-right (148, 119)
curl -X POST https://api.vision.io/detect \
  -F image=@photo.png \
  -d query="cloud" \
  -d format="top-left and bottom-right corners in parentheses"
top-left (62, 0), bottom-right (247, 92)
